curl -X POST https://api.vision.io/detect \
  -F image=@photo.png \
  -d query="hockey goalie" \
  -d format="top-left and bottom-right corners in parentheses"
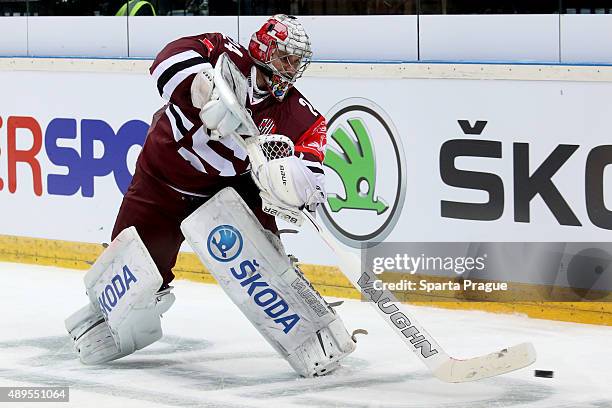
top-left (64, 14), bottom-right (357, 377)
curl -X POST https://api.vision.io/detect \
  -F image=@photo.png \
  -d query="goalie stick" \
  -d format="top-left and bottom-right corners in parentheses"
top-left (212, 53), bottom-right (537, 382)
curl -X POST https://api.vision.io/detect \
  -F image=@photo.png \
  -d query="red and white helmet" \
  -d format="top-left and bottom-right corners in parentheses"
top-left (248, 14), bottom-right (312, 101)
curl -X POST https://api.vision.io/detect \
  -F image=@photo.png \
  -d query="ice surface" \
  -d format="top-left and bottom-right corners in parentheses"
top-left (0, 262), bottom-right (610, 407)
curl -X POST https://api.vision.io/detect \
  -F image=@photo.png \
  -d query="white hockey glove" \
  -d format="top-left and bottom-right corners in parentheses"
top-left (253, 155), bottom-right (326, 209)
top-left (200, 99), bottom-right (242, 141)
top-left (191, 65), bottom-right (215, 109)
top-left (192, 66), bottom-right (237, 140)
top-left (194, 53), bottom-right (251, 141)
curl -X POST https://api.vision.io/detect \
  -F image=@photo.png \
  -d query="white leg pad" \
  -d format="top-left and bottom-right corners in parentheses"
top-left (65, 227), bottom-right (175, 364)
top-left (181, 187), bottom-right (356, 377)
top-left (65, 303), bottom-right (120, 364)
top-left (287, 318), bottom-right (357, 376)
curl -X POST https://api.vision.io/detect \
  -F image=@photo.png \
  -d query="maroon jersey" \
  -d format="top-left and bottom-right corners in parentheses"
top-left (139, 32), bottom-right (326, 196)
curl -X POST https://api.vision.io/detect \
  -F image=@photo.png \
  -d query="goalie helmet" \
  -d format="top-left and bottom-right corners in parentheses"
top-left (248, 14), bottom-right (313, 101)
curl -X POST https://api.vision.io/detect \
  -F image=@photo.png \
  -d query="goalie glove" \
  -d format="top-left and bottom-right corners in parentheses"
top-left (200, 98), bottom-right (243, 140)
top-left (253, 155), bottom-right (326, 210)
top-left (191, 65), bottom-right (216, 110)
top-left (192, 54), bottom-right (251, 140)
top-left (192, 66), bottom-right (237, 140)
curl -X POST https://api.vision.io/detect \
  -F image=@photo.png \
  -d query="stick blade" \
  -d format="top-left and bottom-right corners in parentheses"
top-left (433, 342), bottom-right (536, 383)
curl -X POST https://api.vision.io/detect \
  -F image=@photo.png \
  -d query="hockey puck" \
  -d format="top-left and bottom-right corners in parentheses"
top-left (534, 370), bottom-right (554, 378)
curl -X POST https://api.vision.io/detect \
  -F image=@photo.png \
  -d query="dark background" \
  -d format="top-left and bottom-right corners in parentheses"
top-left (2, 0), bottom-right (611, 17)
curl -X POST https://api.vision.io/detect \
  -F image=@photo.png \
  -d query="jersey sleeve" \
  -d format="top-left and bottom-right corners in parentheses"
top-left (149, 33), bottom-right (222, 116)
top-left (150, 32), bottom-right (253, 122)
top-left (294, 115), bottom-right (327, 201)
top-left (295, 114), bottom-right (326, 167)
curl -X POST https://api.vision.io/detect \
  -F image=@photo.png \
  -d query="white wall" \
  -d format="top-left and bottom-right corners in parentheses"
top-left (238, 15), bottom-right (418, 62)
top-left (3, 14), bottom-right (612, 64)
top-left (128, 16), bottom-right (238, 58)
top-left (0, 17), bottom-right (28, 57)
top-left (560, 14), bottom-right (612, 64)
top-left (28, 17), bottom-right (128, 57)
top-left (419, 15), bottom-right (560, 63)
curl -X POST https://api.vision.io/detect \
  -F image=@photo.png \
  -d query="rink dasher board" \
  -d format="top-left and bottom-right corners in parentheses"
top-left (3, 57), bottom-right (612, 82)
top-left (1, 58), bottom-right (612, 327)
top-left (0, 233), bottom-right (610, 327)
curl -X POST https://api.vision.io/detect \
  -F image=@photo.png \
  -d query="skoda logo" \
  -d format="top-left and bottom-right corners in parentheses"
top-left (207, 225), bottom-right (243, 262)
top-left (320, 98), bottom-right (406, 248)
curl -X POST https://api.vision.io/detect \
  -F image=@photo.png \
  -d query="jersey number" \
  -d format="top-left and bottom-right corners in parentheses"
top-left (221, 34), bottom-right (244, 57)
top-left (299, 98), bottom-right (318, 117)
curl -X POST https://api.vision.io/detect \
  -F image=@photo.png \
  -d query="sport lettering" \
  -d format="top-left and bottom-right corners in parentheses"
top-left (231, 259), bottom-right (300, 334)
top-left (97, 265), bottom-right (138, 318)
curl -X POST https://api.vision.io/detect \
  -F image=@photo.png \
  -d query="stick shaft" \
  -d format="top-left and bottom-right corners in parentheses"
top-left (301, 211), bottom-right (451, 372)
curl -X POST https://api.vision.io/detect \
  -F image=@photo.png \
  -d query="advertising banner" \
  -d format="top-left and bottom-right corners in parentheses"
top-left (0, 70), bottom-right (162, 245)
top-left (2, 67), bottom-right (612, 269)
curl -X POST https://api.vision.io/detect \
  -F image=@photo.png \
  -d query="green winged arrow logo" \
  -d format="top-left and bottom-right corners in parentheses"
top-left (324, 118), bottom-right (389, 215)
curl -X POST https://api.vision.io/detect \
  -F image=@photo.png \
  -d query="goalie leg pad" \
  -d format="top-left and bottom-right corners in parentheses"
top-left (65, 227), bottom-right (175, 364)
top-left (287, 318), bottom-right (356, 376)
top-left (181, 187), bottom-right (356, 377)
top-left (65, 303), bottom-right (119, 364)
top-left (280, 261), bottom-right (356, 376)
